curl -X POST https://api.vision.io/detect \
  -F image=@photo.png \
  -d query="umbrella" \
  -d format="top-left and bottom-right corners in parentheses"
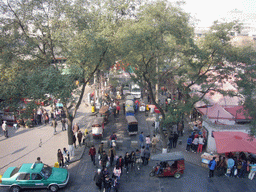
top-left (213, 132), bottom-right (256, 154)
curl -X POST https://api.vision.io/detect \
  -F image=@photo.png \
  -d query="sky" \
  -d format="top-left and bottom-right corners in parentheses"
top-left (176, 0), bottom-right (256, 27)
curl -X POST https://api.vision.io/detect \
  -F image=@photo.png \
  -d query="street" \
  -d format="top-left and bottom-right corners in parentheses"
top-left (1, 96), bottom-right (256, 192)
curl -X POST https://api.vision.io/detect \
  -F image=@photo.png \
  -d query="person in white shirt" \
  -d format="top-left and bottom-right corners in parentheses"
top-left (197, 135), bottom-right (204, 153)
top-left (2, 121), bottom-right (8, 138)
top-left (192, 136), bottom-right (199, 153)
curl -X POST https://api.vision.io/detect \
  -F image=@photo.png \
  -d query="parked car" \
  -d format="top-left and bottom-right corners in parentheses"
top-left (0, 163), bottom-right (69, 192)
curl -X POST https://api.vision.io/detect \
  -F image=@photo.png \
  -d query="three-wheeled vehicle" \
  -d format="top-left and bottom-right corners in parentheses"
top-left (126, 116), bottom-right (138, 135)
top-left (92, 117), bottom-right (104, 138)
top-left (99, 105), bottom-right (110, 124)
top-left (149, 152), bottom-right (185, 179)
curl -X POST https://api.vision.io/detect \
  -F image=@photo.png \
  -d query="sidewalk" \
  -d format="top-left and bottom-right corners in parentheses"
top-left (142, 94), bottom-right (203, 168)
top-left (0, 86), bottom-right (94, 175)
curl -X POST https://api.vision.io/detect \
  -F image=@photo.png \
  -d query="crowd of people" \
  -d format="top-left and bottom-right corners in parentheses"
top-left (90, 132), bottom-right (154, 192)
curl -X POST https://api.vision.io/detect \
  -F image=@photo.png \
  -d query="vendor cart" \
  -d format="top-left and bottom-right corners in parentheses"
top-left (99, 105), bottom-right (110, 124)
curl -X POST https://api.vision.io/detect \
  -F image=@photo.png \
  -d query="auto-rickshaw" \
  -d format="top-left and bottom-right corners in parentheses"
top-left (126, 116), bottom-right (138, 135)
top-left (92, 117), bottom-right (104, 138)
top-left (99, 105), bottom-right (110, 124)
top-left (149, 152), bottom-right (185, 179)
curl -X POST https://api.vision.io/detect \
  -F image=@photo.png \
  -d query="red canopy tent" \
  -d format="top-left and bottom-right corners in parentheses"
top-left (213, 132), bottom-right (256, 154)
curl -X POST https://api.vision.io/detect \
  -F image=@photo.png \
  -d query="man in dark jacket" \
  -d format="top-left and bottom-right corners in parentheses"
top-left (116, 156), bottom-right (124, 172)
top-left (173, 132), bottom-right (179, 148)
top-left (100, 151), bottom-right (108, 169)
top-left (144, 148), bottom-right (151, 165)
top-left (89, 145), bottom-right (96, 165)
top-left (94, 169), bottom-right (103, 191)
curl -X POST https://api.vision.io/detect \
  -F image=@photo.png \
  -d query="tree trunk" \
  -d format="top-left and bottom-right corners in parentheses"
top-left (67, 115), bottom-right (75, 156)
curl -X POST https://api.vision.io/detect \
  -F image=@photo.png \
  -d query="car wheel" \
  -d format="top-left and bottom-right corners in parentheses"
top-left (149, 171), bottom-right (155, 177)
top-left (49, 184), bottom-right (59, 192)
top-left (10, 185), bottom-right (21, 192)
top-left (174, 172), bottom-right (181, 179)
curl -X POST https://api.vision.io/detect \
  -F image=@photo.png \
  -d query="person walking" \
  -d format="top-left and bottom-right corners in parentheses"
top-left (94, 169), bottom-right (103, 191)
top-left (145, 135), bottom-right (151, 150)
top-left (123, 102), bottom-right (126, 115)
top-left (103, 175), bottom-right (112, 192)
top-left (124, 152), bottom-right (131, 173)
top-left (113, 165), bottom-right (122, 180)
top-left (57, 149), bottom-right (64, 167)
top-left (2, 121), bottom-right (8, 138)
top-left (226, 156), bottom-right (235, 177)
top-left (173, 132), bottom-right (179, 148)
top-left (192, 136), bottom-right (199, 153)
top-left (238, 159), bottom-right (247, 178)
top-left (151, 134), bottom-right (159, 153)
top-left (116, 156), bottom-right (124, 172)
top-left (52, 118), bottom-right (57, 135)
top-left (72, 122), bottom-right (80, 138)
top-left (109, 132), bottom-right (117, 148)
top-left (89, 145), bottom-right (96, 165)
top-left (98, 142), bottom-right (104, 157)
top-left (197, 135), bottom-right (204, 153)
top-left (139, 132), bottom-right (144, 148)
top-left (177, 122), bottom-right (183, 136)
top-left (208, 157), bottom-right (217, 178)
top-left (144, 148), bottom-right (151, 165)
top-left (140, 146), bottom-right (146, 165)
top-left (77, 130), bottom-right (83, 147)
top-left (186, 136), bottom-right (193, 152)
top-left (108, 146), bottom-right (116, 167)
top-left (168, 132), bottom-right (174, 149)
top-left (130, 151), bottom-right (136, 171)
top-left (61, 118), bottom-right (66, 131)
top-left (248, 162), bottom-right (256, 180)
top-left (100, 151), bottom-right (109, 169)
top-left (73, 133), bottom-right (77, 148)
top-left (63, 148), bottom-right (70, 164)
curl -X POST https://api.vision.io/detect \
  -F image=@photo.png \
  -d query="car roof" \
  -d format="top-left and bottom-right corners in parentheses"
top-left (19, 163), bottom-right (44, 173)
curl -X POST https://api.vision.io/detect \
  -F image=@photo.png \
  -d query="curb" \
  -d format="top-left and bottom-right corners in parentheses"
top-left (69, 145), bottom-right (87, 164)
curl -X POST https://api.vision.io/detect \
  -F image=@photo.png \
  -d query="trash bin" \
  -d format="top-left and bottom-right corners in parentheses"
top-left (91, 106), bottom-right (95, 113)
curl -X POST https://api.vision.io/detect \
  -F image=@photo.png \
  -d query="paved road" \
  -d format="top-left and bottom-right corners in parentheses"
top-left (2, 98), bottom-right (256, 192)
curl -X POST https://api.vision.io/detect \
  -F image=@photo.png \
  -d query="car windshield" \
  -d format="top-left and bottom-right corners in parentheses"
top-left (10, 166), bottom-right (21, 177)
top-left (40, 165), bottom-right (52, 179)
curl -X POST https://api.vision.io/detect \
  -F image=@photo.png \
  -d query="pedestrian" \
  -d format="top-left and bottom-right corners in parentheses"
top-left (124, 152), bottom-right (131, 173)
top-left (35, 157), bottom-right (42, 163)
top-left (116, 105), bottom-right (120, 116)
top-left (98, 142), bottom-right (104, 157)
top-left (192, 135), bottom-right (199, 153)
top-left (130, 151), bottom-right (136, 171)
top-left (109, 132), bottom-right (117, 147)
top-left (72, 122), bottom-right (80, 138)
top-left (123, 102), bottom-right (125, 115)
top-left (108, 146), bottom-right (116, 167)
top-left (103, 175), bottom-right (112, 192)
top-left (140, 146), bottom-right (146, 165)
top-left (113, 105), bottom-right (117, 118)
top-left (113, 165), bottom-right (122, 180)
top-left (43, 111), bottom-right (49, 125)
top-left (144, 148), bottom-right (151, 165)
top-left (52, 118), bottom-right (57, 135)
top-left (100, 151), bottom-right (109, 169)
top-left (61, 118), bottom-right (66, 131)
top-left (112, 176), bottom-right (119, 192)
top-left (168, 132), bottom-right (174, 149)
top-left (102, 167), bottom-right (110, 178)
top-left (116, 156), bottom-right (124, 172)
top-left (151, 134), bottom-right (159, 153)
top-left (145, 135), bottom-right (151, 150)
top-left (89, 145), bottom-right (96, 165)
top-left (57, 149), bottom-right (64, 167)
top-left (226, 155), bottom-right (235, 177)
top-left (63, 148), bottom-right (70, 164)
top-left (37, 108), bottom-right (43, 125)
top-left (197, 135), bottom-right (204, 153)
top-left (94, 169), bottom-right (103, 191)
top-left (216, 156), bottom-right (227, 177)
top-left (208, 157), bottom-right (217, 178)
top-left (173, 132), bottom-right (179, 148)
top-left (77, 130), bottom-right (83, 147)
top-left (248, 162), bottom-right (256, 180)
top-left (177, 122), bottom-right (183, 136)
top-left (238, 159), bottom-right (247, 178)
top-left (73, 133), bottom-right (77, 148)
top-left (186, 136), bottom-right (192, 152)
top-left (139, 132), bottom-right (144, 148)
top-left (2, 121), bottom-right (8, 138)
